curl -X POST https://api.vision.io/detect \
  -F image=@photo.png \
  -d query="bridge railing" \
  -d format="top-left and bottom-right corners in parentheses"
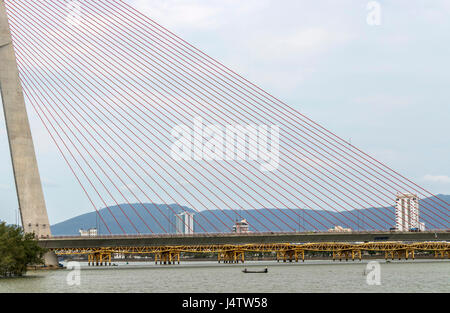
top-left (46, 229), bottom-right (449, 240)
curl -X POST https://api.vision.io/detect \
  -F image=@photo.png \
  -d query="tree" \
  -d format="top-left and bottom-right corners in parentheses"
top-left (0, 221), bottom-right (46, 277)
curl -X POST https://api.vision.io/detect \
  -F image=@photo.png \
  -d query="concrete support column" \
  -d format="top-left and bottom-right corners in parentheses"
top-left (0, 0), bottom-right (51, 240)
top-left (0, 0), bottom-right (58, 268)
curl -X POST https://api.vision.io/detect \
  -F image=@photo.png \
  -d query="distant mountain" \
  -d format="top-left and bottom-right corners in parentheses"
top-left (51, 194), bottom-right (450, 235)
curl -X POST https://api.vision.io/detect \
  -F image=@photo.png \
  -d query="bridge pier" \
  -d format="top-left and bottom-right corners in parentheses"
top-left (274, 250), bottom-right (303, 263)
top-left (279, 250), bottom-right (300, 263)
top-left (333, 250), bottom-right (345, 261)
top-left (384, 249), bottom-right (414, 261)
top-left (155, 251), bottom-right (180, 265)
top-left (218, 251), bottom-right (244, 263)
top-left (434, 250), bottom-right (450, 259)
top-left (89, 252), bottom-right (112, 266)
top-left (43, 251), bottom-right (58, 268)
top-left (351, 250), bottom-right (362, 261)
top-left (404, 249), bottom-right (414, 260)
top-left (385, 251), bottom-right (392, 260)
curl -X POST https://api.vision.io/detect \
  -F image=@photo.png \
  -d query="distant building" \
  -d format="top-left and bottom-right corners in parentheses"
top-left (328, 225), bottom-right (352, 233)
top-left (113, 253), bottom-right (125, 259)
top-left (232, 219), bottom-right (250, 233)
top-left (79, 228), bottom-right (98, 237)
top-left (175, 211), bottom-right (195, 235)
top-left (395, 193), bottom-right (425, 231)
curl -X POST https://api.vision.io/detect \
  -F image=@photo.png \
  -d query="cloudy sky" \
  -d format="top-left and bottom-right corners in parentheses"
top-left (0, 0), bottom-right (449, 225)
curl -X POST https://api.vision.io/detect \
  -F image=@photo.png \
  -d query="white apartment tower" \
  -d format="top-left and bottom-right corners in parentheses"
top-left (395, 193), bottom-right (425, 231)
top-left (79, 228), bottom-right (98, 237)
top-left (232, 219), bottom-right (250, 233)
top-left (175, 211), bottom-right (195, 235)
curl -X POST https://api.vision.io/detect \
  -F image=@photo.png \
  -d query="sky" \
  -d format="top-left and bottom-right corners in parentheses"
top-left (0, 0), bottom-right (449, 225)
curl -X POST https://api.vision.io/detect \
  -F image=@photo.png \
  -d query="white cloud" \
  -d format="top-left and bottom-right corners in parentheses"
top-left (252, 28), bottom-right (354, 60)
top-left (353, 95), bottom-right (414, 113)
top-left (130, 0), bottom-right (273, 31)
top-left (131, 0), bottom-right (223, 30)
top-left (423, 175), bottom-right (450, 184)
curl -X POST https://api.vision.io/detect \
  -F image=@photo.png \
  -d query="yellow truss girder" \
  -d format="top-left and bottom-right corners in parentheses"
top-left (52, 241), bottom-right (449, 257)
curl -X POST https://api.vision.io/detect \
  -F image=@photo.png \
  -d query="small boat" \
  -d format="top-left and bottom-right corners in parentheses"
top-left (242, 267), bottom-right (268, 273)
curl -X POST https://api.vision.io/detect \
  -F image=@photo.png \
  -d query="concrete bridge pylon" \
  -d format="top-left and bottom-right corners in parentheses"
top-left (0, 0), bottom-right (57, 266)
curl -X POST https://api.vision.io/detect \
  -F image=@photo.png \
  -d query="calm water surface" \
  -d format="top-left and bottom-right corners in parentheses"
top-left (1, 260), bottom-right (449, 293)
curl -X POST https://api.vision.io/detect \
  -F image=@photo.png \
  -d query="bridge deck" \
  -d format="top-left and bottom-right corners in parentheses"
top-left (39, 231), bottom-right (450, 249)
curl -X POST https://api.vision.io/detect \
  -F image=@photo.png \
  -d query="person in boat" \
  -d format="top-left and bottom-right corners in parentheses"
top-left (243, 267), bottom-right (268, 273)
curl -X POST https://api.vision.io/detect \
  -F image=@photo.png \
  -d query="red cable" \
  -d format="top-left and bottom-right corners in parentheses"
top-left (13, 0), bottom-right (394, 229)
top-left (19, 60), bottom-right (162, 234)
top-left (116, 0), bottom-right (450, 216)
top-left (75, 0), bottom-right (406, 229)
top-left (21, 88), bottom-right (113, 234)
top-left (18, 73), bottom-right (125, 234)
top-left (13, 41), bottom-right (213, 234)
top-left (10, 0), bottom-right (446, 230)
top-left (51, 0), bottom-right (372, 229)
top-left (10, 2), bottom-right (306, 232)
top-left (19, 66), bottom-right (143, 235)
top-left (109, 0), bottom-right (448, 225)
top-left (8, 8), bottom-right (261, 234)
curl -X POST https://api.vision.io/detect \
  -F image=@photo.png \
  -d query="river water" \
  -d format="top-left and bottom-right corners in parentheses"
top-left (1, 259), bottom-right (448, 293)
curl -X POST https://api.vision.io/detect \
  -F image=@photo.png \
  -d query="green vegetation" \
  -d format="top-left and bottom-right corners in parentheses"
top-left (0, 221), bottom-right (46, 277)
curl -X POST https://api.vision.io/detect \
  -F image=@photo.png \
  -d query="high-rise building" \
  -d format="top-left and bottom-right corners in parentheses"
top-left (79, 228), bottom-right (98, 237)
top-left (232, 219), bottom-right (250, 233)
top-left (175, 211), bottom-right (195, 235)
top-left (328, 225), bottom-right (352, 233)
top-left (395, 193), bottom-right (425, 231)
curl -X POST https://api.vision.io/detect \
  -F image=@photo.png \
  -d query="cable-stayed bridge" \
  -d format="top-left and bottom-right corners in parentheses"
top-left (0, 0), bottom-right (448, 265)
